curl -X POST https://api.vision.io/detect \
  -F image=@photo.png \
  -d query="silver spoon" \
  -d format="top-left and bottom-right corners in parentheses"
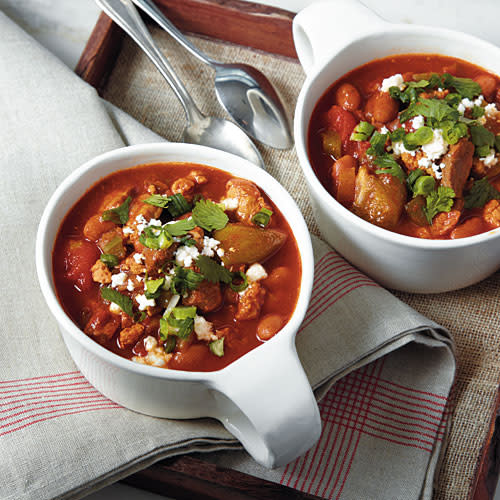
top-left (131, 0), bottom-right (293, 150)
top-left (96, 0), bottom-right (265, 168)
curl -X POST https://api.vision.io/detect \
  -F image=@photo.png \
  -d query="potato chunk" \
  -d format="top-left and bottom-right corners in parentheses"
top-left (353, 166), bottom-right (406, 230)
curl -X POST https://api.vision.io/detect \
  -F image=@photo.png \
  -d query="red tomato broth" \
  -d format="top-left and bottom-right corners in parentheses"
top-left (53, 162), bottom-right (301, 372)
top-left (308, 54), bottom-right (500, 240)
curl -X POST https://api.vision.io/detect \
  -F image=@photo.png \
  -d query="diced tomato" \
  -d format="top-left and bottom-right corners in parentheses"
top-left (62, 239), bottom-right (99, 292)
top-left (324, 105), bottom-right (358, 144)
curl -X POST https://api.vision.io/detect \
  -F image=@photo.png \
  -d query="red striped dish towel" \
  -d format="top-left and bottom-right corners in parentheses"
top-left (0, 12), bottom-right (454, 500)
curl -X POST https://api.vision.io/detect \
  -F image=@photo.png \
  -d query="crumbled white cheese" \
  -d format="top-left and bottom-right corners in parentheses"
top-left (421, 129), bottom-right (448, 161)
top-left (392, 141), bottom-right (416, 157)
top-left (136, 275), bottom-right (144, 282)
top-left (132, 336), bottom-right (169, 367)
top-left (418, 156), bottom-right (432, 168)
top-left (135, 294), bottom-right (155, 311)
top-left (475, 95), bottom-right (485, 106)
top-left (380, 73), bottom-right (405, 92)
top-left (216, 248), bottom-right (225, 257)
top-left (201, 237), bottom-right (221, 257)
top-left (127, 279), bottom-right (135, 292)
top-left (175, 245), bottom-right (200, 267)
top-left (411, 115), bottom-right (425, 130)
top-left (480, 149), bottom-right (499, 167)
top-left (111, 272), bottom-right (127, 288)
top-left (133, 253), bottom-right (145, 264)
top-left (246, 263), bottom-right (268, 282)
top-left (135, 214), bottom-right (148, 233)
top-left (109, 302), bottom-right (121, 314)
top-left (485, 103), bottom-right (499, 118)
top-left (457, 96), bottom-right (484, 115)
top-left (432, 162), bottom-right (445, 180)
top-left (379, 126), bottom-right (389, 134)
top-left (221, 198), bottom-right (239, 210)
top-left (194, 315), bottom-right (217, 342)
top-left (122, 226), bottom-right (134, 235)
top-left (144, 336), bottom-right (157, 351)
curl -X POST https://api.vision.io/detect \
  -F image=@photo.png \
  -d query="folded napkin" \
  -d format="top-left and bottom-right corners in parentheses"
top-left (0, 11), bottom-right (455, 500)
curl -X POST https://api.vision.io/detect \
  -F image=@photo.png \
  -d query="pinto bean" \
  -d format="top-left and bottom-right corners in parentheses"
top-left (336, 83), bottom-right (362, 111)
top-left (364, 91), bottom-right (399, 124)
top-left (257, 314), bottom-right (284, 341)
top-left (474, 74), bottom-right (497, 101)
top-left (264, 266), bottom-right (291, 291)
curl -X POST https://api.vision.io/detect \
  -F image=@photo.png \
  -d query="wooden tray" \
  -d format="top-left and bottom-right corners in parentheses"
top-left (75, 1), bottom-right (499, 498)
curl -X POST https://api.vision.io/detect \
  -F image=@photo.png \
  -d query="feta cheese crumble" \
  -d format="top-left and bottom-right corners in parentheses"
top-left (194, 315), bottom-right (217, 342)
top-left (480, 149), bottom-right (499, 167)
top-left (135, 215), bottom-right (162, 234)
top-left (379, 126), bottom-right (389, 134)
top-left (431, 162), bottom-right (445, 180)
top-left (122, 226), bottom-right (134, 235)
top-left (246, 263), bottom-right (268, 282)
top-left (485, 103), bottom-right (499, 118)
top-left (201, 237), bottom-right (221, 257)
top-left (135, 294), bottom-right (155, 311)
top-left (380, 74), bottom-right (405, 93)
top-left (133, 336), bottom-right (170, 367)
top-left (111, 272), bottom-right (127, 288)
top-left (411, 115), bottom-right (425, 130)
top-left (392, 141), bottom-right (416, 157)
top-left (127, 279), bottom-right (135, 292)
top-left (421, 129), bottom-right (448, 161)
top-left (175, 245), bottom-right (200, 267)
top-left (133, 253), bottom-right (145, 264)
top-left (221, 198), bottom-right (239, 210)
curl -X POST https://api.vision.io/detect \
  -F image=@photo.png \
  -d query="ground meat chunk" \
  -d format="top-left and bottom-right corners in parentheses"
top-left (127, 193), bottom-right (163, 227)
top-left (121, 253), bottom-right (146, 275)
top-left (171, 171), bottom-right (208, 202)
top-left (119, 324), bottom-right (145, 348)
top-left (236, 282), bottom-right (266, 321)
top-left (419, 89), bottom-right (449, 100)
top-left (183, 280), bottom-right (222, 313)
top-left (143, 246), bottom-right (176, 277)
top-left (188, 226), bottom-right (204, 248)
top-left (484, 199), bottom-right (500, 227)
top-left (91, 259), bottom-right (112, 284)
top-left (441, 139), bottom-right (474, 197)
top-left (84, 308), bottom-right (120, 343)
top-left (225, 178), bottom-right (270, 224)
top-left (145, 179), bottom-right (171, 195)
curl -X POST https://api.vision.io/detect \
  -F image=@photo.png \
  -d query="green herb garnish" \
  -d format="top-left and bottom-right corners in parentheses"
top-left (423, 186), bottom-right (456, 223)
top-left (441, 74), bottom-right (482, 99)
top-left (441, 121), bottom-right (468, 145)
top-left (192, 199), bottom-right (229, 231)
top-left (390, 128), bottom-right (406, 143)
top-left (163, 335), bottom-right (177, 353)
top-left (464, 178), bottom-right (500, 209)
top-left (230, 271), bottom-right (249, 292)
top-left (165, 218), bottom-right (196, 236)
top-left (100, 287), bottom-right (134, 317)
top-left (366, 131), bottom-right (388, 157)
top-left (209, 338), bottom-right (224, 357)
top-left (143, 194), bottom-right (170, 208)
top-left (170, 266), bottom-right (204, 296)
top-left (145, 277), bottom-right (165, 299)
top-left (400, 98), bottom-right (459, 125)
top-left (350, 121), bottom-right (375, 141)
top-left (167, 194), bottom-right (192, 218)
top-left (251, 208), bottom-right (273, 228)
top-left (413, 176), bottom-right (436, 197)
top-left (100, 253), bottom-right (119, 268)
top-left (407, 169), bottom-right (424, 194)
top-left (102, 196), bottom-right (132, 225)
top-left (196, 255), bottom-right (232, 284)
top-left (469, 124), bottom-right (495, 149)
top-left (374, 154), bottom-right (406, 182)
top-left (403, 126), bottom-right (434, 150)
top-left (139, 226), bottom-right (173, 250)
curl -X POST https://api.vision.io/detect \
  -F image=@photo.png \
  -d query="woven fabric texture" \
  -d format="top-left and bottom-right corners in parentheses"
top-left (102, 28), bottom-right (500, 499)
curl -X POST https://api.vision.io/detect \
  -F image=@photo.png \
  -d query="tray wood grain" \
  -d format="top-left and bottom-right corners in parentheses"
top-left (75, 1), bottom-right (499, 498)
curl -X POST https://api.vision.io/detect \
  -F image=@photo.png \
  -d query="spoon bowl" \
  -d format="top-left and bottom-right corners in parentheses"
top-left (96, 0), bottom-right (265, 169)
top-left (132, 0), bottom-right (293, 150)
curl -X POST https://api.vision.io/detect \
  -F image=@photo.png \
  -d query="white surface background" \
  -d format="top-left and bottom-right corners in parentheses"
top-left (1, 0), bottom-right (499, 498)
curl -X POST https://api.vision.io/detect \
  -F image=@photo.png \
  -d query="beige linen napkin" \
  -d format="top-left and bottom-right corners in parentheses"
top-left (0, 11), bottom-right (455, 500)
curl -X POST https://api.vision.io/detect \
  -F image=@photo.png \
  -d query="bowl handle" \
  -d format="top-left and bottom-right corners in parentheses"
top-left (210, 339), bottom-right (321, 468)
top-left (293, 0), bottom-right (386, 75)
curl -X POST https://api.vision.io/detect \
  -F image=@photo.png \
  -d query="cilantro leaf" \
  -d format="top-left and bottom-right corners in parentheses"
top-left (143, 194), bottom-right (170, 208)
top-left (366, 131), bottom-right (388, 157)
top-left (469, 124), bottom-right (495, 148)
top-left (100, 287), bottom-right (134, 317)
top-left (407, 169), bottom-right (424, 194)
top-left (102, 196), bottom-right (132, 225)
top-left (423, 186), bottom-right (456, 223)
top-left (441, 73), bottom-right (482, 99)
top-left (165, 218), bottom-right (196, 236)
top-left (100, 253), bottom-right (119, 268)
top-left (464, 178), bottom-right (500, 209)
top-left (196, 255), bottom-right (232, 284)
top-left (400, 98), bottom-right (459, 124)
top-left (374, 154), bottom-right (406, 182)
top-left (145, 277), bottom-right (165, 299)
top-left (167, 194), bottom-right (191, 218)
top-left (192, 199), bottom-right (229, 231)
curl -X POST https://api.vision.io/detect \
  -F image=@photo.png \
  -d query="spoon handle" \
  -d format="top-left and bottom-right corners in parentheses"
top-left (131, 0), bottom-right (217, 68)
top-left (96, 0), bottom-right (204, 124)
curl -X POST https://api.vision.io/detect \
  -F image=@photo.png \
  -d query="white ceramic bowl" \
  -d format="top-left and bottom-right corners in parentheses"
top-left (293, 0), bottom-right (500, 293)
top-left (36, 142), bottom-right (320, 468)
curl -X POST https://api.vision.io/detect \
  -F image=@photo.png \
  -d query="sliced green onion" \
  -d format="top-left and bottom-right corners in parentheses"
top-left (164, 335), bottom-right (177, 353)
top-left (139, 226), bottom-right (173, 250)
top-left (251, 208), bottom-right (273, 228)
top-left (350, 121), bottom-right (375, 141)
top-left (166, 317), bottom-right (193, 339)
top-left (209, 338), bottom-right (224, 357)
top-left (100, 253), bottom-right (119, 268)
top-left (145, 277), bottom-right (165, 299)
top-left (102, 235), bottom-right (123, 255)
top-left (413, 176), bottom-right (436, 197)
top-left (230, 271), bottom-right (248, 292)
top-left (171, 306), bottom-right (197, 320)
